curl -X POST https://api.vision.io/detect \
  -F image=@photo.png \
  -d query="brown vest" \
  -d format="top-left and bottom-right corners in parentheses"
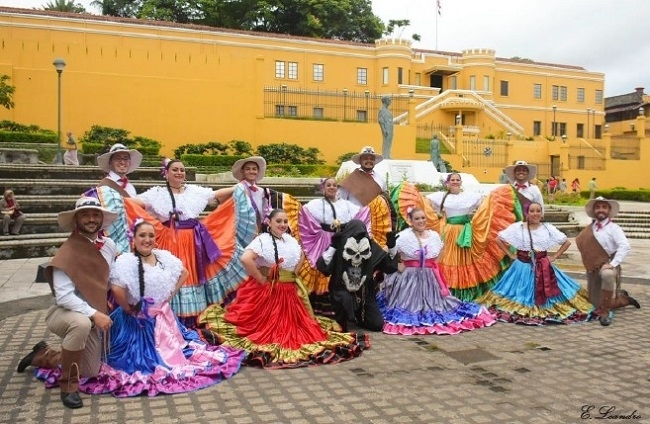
top-left (339, 169), bottom-right (383, 206)
top-left (575, 224), bottom-right (610, 272)
top-left (99, 177), bottom-right (131, 198)
top-left (45, 232), bottom-right (111, 314)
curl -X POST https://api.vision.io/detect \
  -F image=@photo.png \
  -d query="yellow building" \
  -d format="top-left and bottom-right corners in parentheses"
top-left (0, 7), bottom-right (648, 188)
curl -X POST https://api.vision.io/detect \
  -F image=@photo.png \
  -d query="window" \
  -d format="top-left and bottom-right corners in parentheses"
top-left (560, 86), bottom-right (567, 101)
top-left (275, 104), bottom-right (297, 117)
top-left (288, 62), bottom-right (298, 80)
top-left (382, 67), bottom-right (389, 84)
top-left (595, 90), bottom-right (603, 104)
top-left (397, 67), bottom-right (403, 84)
top-left (533, 84), bottom-right (542, 99)
top-left (357, 110), bottom-right (368, 122)
top-left (577, 155), bottom-right (585, 169)
top-left (450, 76), bottom-right (457, 90)
top-left (552, 85), bottom-right (559, 101)
top-left (577, 88), bottom-right (585, 103)
top-left (275, 105), bottom-right (285, 116)
top-left (559, 122), bottom-right (567, 137)
top-left (357, 68), bottom-right (368, 85)
top-left (500, 80), bottom-right (509, 96)
top-left (483, 75), bottom-right (490, 91)
top-left (275, 61), bottom-right (285, 78)
top-left (469, 75), bottom-right (476, 91)
top-left (595, 124), bottom-right (602, 139)
top-left (415, 73), bottom-right (421, 86)
top-left (313, 64), bottom-right (324, 81)
top-left (287, 106), bottom-right (297, 116)
top-left (577, 123), bottom-right (584, 138)
top-left (313, 107), bottom-right (324, 119)
top-left (533, 121), bottom-right (541, 136)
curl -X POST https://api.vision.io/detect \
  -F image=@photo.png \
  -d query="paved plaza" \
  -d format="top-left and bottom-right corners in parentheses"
top-left (1, 233), bottom-right (649, 423)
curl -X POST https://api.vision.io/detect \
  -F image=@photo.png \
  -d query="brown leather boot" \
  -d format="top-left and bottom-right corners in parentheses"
top-left (599, 290), bottom-right (614, 326)
top-left (59, 349), bottom-right (84, 409)
top-left (613, 291), bottom-right (641, 309)
top-left (16, 341), bottom-right (61, 373)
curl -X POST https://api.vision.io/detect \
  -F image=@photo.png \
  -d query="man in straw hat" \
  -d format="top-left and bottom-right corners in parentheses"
top-left (16, 197), bottom-right (118, 408)
top-left (96, 143), bottom-right (143, 198)
top-left (575, 196), bottom-right (640, 326)
top-left (504, 160), bottom-right (544, 215)
top-left (229, 156), bottom-right (268, 228)
top-left (338, 146), bottom-right (387, 207)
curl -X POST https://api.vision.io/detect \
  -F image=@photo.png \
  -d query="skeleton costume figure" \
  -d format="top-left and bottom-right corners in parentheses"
top-left (317, 220), bottom-right (398, 332)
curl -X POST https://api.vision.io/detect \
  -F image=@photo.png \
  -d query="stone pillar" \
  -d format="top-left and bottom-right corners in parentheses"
top-left (455, 124), bottom-right (464, 164)
top-left (408, 95), bottom-right (416, 127)
top-left (559, 143), bottom-right (570, 174)
top-left (602, 132), bottom-right (611, 159)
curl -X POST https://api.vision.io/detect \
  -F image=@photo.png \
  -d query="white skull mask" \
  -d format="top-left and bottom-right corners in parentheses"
top-left (342, 237), bottom-right (372, 267)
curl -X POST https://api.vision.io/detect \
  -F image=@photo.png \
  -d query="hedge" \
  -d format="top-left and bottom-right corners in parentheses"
top-left (180, 154), bottom-right (245, 167)
top-left (82, 143), bottom-right (160, 156)
top-left (594, 189), bottom-right (650, 202)
top-left (0, 130), bottom-right (58, 144)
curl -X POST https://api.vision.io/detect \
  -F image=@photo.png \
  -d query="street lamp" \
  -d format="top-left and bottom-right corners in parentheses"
top-left (561, 134), bottom-right (567, 144)
top-left (552, 104), bottom-right (557, 137)
top-left (52, 58), bottom-right (66, 164)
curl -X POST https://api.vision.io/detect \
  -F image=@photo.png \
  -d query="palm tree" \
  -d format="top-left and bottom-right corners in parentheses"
top-left (42, 0), bottom-right (87, 13)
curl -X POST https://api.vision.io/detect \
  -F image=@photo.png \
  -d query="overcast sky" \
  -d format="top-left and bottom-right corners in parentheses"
top-left (1, 0), bottom-right (648, 96)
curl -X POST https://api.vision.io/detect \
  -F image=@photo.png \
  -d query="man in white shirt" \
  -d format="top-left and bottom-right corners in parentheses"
top-left (16, 197), bottom-right (118, 408)
top-left (96, 143), bottom-right (143, 198)
top-left (338, 146), bottom-right (387, 207)
top-left (504, 160), bottom-right (544, 215)
top-left (575, 197), bottom-right (640, 326)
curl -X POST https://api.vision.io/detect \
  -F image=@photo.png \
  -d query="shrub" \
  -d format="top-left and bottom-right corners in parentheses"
top-left (80, 142), bottom-right (105, 155)
top-left (0, 130), bottom-right (58, 144)
top-left (180, 154), bottom-right (244, 167)
top-left (80, 126), bottom-right (162, 156)
top-left (337, 152), bottom-right (356, 163)
top-left (255, 143), bottom-right (324, 165)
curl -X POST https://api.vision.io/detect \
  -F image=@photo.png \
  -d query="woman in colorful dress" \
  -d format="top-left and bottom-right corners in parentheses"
top-left (198, 209), bottom-right (369, 369)
top-left (126, 159), bottom-right (254, 325)
top-left (298, 177), bottom-right (371, 314)
top-left (425, 173), bottom-right (511, 301)
top-left (477, 202), bottom-right (594, 324)
top-left (377, 207), bottom-right (495, 335)
top-left (37, 220), bottom-right (245, 397)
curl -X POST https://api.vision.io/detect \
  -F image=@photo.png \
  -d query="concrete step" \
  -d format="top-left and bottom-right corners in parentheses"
top-left (0, 164), bottom-right (196, 181)
top-left (0, 235), bottom-right (67, 260)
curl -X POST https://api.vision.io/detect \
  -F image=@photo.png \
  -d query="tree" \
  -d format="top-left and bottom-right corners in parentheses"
top-left (0, 75), bottom-right (16, 110)
top-left (384, 19), bottom-right (420, 42)
top-left (42, 0), bottom-right (87, 13)
top-left (93, 0), bottom-right (384, 43)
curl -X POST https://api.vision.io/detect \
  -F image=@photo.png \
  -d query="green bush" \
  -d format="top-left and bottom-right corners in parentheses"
top-left (0, 120), bottom-right (48, 133)
top-left (80, 126), bottom-right (161, 156)
top-left (0, 130), bottom-right (58, 143)
top-left (80, 142), bottom-right (105, 155)
top-left (180, 154), bottom-right (245, 167)
top-left (265, 164), bottom-right (339, 177)
top-left (255, 143), bottom-right (324, 165)
top-left (596, 189), bottom-right (650, 202)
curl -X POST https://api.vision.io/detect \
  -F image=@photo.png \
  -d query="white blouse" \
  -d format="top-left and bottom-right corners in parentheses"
top-left (427, 191), bottom-right (483, 217)
top-left (396, 228), bottom-right (443, 260)
top-left (498, 222), bottom-right (567, 252)
top-left (246, 232), bottom-right (302, 270)
top-left (137, 185), bottom-right (214, 222)
top-left (304, 198), bottom-right (360, 224)
top-left (110, 249), bottom-right (184, 306)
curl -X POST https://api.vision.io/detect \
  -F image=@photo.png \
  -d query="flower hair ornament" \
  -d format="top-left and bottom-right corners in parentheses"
top-left (127, 217), bottom-right (145, 244)
top-left (160, 158), bottom-right (172, 178)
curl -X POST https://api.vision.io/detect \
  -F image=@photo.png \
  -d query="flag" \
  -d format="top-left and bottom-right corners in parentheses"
top-left (437, 0), bottom-right (442, 16)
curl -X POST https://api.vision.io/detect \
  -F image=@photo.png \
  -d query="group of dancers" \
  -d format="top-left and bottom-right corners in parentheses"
top-left (16, 145), bottom-right (641, 409)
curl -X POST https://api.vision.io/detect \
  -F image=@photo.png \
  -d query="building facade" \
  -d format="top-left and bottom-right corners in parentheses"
top-left (0, 7), bottom-right (648, 188)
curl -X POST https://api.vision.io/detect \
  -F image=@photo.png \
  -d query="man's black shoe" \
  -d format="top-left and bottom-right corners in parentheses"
top-left (16, 341), bottom-right (47, 373)
top-left (60, 392), bottom-right (83, 409)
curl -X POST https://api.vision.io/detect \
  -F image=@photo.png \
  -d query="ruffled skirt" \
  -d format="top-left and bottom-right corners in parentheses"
top-left (198, 277), bottom-right (369, 369)
top-left (377, 266), bottom-right (496, 335)
top-left (35, 303), bottom-right (245, 397)
top-left (476, 259), bottom-right (595, 325)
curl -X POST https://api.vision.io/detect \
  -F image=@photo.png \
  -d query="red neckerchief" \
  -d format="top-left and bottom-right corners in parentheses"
top-left (118, 176), bottom-right (129, 188)
top-left (515, 182), bottom-right (527, 190)
top-left (595, 218), bottom-right (611, 231)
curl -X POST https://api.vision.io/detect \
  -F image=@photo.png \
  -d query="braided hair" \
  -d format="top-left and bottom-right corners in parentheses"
top-left (164, 159), bottom-right (183, 222)
top-left (439, 172), bottom-right (461, 216)
top-left (267, 208), bottom-right (284, 265)
top-left (131, 220), bottom-right (154, 313)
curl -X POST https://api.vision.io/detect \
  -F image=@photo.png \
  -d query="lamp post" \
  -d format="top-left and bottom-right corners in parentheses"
top-left (552, 104), bottom-right (557, 137)
top-left (52, 58), bottom-right (66, 164)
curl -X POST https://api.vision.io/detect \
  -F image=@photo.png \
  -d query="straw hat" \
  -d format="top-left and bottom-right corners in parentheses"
top-left (96, 143), bottom-right (143, 174)
top-left (504, 160), bottom-right (537, 182)
top-left (351, 146), bottom-right (384, 165)
top-left (57, 197), bottom-right (118, 232)
top-left (585, 196), bottom-right (620, 219)
top-left (231, 156), bottom-right (267, 182)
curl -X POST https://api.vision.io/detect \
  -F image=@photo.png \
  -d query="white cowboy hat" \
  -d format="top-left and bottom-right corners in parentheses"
top-left (505, 160), bottom-right (537, 182)
top-left (351, 146), bottom-right (384, 165)
top-left (96, 143), bottom-right (143, 174)
top-left (585, 196), bottom-right (620, 219)
top-left (231, 156), bottom-right (267, 182)
top-left (57, 197), bottom-right (118, 232)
